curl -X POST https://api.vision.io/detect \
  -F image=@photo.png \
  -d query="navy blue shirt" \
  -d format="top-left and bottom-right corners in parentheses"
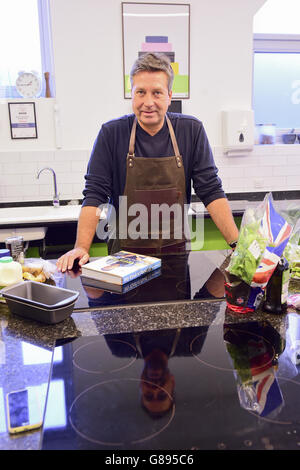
top-left (82, 112), bottom-right (225, 210)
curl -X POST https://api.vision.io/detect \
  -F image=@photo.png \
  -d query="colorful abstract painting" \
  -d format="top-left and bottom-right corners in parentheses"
top-left (122, 3), bottom-right (190, 98)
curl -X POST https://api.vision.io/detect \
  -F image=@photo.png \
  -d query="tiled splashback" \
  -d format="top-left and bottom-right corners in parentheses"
top-left (213, 144), bottom-right (300, 194)
top-left (0, 145), bottom-right (299, 203)
top-left (0, 149), bottom-right (89, 203)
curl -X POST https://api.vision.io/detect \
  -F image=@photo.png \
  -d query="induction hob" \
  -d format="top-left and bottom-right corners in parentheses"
top-left (55, 250), bottom-right (228, 310)
top-left (41, 317), bottom-right (300, 450)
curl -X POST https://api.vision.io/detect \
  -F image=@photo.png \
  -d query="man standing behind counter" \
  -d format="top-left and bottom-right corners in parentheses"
top-left (57, 53), bottom-right (239, 273)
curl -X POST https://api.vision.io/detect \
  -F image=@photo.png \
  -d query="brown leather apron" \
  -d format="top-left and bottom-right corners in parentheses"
top-left (112, 116), bottom-right (188, 255)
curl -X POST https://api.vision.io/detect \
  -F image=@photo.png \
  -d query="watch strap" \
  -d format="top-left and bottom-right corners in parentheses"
top-left (229, 240), bottom-right (238, 249)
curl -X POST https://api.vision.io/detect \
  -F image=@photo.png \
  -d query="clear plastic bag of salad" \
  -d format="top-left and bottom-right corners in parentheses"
top-left (283, 222), bottom-right (300, 280)
top-left (225, 193), bottom-right (297, 313)
top-left (227, 193), bottom-right (294, 289)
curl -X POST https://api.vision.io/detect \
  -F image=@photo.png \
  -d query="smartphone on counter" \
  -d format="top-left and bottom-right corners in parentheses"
top-left (6, 388), bottom-right (43, 434)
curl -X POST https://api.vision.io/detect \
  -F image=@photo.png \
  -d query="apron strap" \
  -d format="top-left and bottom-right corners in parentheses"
top-left (128, 116), bottom-right (181, 158)
top-left (166, 116), bottom-right (181, 157)
top-left (128, 118), bottom-right (137, 156)
top-left (133, 328), bottom-right (182, 358)
top-left (169, 328), bottom-right (181, 357)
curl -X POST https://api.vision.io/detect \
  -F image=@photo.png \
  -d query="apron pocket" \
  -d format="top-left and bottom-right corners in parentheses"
top-left (131, 188), bottom-right (183, 240)
top-left (134, 188), bottom-right (179, 205)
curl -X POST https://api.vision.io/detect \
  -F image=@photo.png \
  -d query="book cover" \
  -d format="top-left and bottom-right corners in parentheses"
top-left (80, 251), bottom-right (162, 285)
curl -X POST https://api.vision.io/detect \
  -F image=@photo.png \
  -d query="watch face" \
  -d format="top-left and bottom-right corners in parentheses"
top-left (16, 72), bottom-right (41, 98)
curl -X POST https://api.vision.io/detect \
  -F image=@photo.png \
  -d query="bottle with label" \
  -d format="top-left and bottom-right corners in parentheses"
top-left (0, 249), bottom-right (10, 259)
top-left (5, 236), bottom-right (24, 262)
top-left (263, 257), bottom-right (290, 315)
top-left (0, 256), bottom-right (23, 288)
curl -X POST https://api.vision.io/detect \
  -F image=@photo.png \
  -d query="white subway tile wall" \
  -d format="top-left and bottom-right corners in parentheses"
top-left (213, 145), bottom-right (300, 194)
top-left (0, 146), bottom-right (299, 203)
top-left (0, 150), bottom-right (90, 202)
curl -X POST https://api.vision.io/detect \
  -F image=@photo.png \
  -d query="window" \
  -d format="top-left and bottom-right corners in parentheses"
top-left (0, 0), bottom-right (54, 98)
top-left (253, 0), bottom-right (300, 130)
top-left (253, 53), bottom-right (300, 129)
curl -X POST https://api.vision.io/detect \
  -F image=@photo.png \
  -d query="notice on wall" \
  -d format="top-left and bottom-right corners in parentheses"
top-left (8, 102), bottom-right (38, 139)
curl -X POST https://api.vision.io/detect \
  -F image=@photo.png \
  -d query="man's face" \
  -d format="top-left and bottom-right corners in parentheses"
top-left (140, 349), bottom-right (175, 416)
top-left (131, 71), bottom-right (172, 135)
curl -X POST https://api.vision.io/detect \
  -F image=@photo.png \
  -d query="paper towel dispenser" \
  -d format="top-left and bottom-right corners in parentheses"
top-left (222, 110), bottom-right (254, 155)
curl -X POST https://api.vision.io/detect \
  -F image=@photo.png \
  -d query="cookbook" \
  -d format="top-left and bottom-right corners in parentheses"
top-left (81, 267), bottom-right (161, 294)
top-left (80, 251), bottom-right (161, 285)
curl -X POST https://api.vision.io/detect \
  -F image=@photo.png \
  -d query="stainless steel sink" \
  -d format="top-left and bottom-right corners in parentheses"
top-left (0, 205), bottom-right (81, 225)
top-left (0, 205), bottom-right (82, 242)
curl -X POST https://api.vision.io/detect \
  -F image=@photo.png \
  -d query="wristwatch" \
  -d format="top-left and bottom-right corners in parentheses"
top-left (229, 240), bottom-right (238, 250)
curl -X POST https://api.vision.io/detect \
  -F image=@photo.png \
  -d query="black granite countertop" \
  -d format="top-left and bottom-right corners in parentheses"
top-left (0, 250), bottom-right (299, 451)
top-left (0, 298), bottom-right (296, 450)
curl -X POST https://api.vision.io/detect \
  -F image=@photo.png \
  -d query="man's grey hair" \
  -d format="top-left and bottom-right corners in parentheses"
top-left (130, 52), bottom-right (174, 93)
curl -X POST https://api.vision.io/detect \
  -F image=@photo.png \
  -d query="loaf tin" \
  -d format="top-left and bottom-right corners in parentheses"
top-left (1, 281), bottom-right (79, 324)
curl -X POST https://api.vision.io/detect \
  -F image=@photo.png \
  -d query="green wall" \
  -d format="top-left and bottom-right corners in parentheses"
top-left (26, 216), bottom-right (242, 258)
top-left (191, 216), bottom-right (242, 251)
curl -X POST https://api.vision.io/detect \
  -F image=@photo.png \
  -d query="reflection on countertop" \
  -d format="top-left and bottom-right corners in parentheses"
top-left (63, 250), bottom-right (229, 310)
top-left (0, 248), bottom-right (299, 450)
top-left (42, 317), bottom-right (300, 450)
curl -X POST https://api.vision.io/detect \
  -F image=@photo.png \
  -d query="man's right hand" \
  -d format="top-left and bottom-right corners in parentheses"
top-left (56, 247), bottom-right (90, 272)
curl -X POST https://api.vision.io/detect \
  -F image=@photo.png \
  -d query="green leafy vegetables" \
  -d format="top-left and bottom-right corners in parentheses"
top-left (228, 219), bottom-right (268, 285)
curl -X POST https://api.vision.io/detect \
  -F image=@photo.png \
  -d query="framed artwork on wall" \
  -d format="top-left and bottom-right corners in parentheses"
top-left (122, 2), bottom-right (190, 99)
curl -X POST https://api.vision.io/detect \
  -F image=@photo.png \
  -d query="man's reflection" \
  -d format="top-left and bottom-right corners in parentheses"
top-left (194, 268), bottom-right (225, 299)
top-left (104, 325), bottom-right (210, 419)
top-left (81, 263), bottom-right (225, 307)
top-left (140, 349), bottom-right (175, 418)
top-left (59, 251), bottom-right (227, 308)
top-left (77, 253), bottom-right (191, 307)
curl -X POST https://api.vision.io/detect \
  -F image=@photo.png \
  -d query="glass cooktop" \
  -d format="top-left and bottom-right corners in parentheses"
top-left (41, 317), bottom-right (300, 450)
top-left (54, 250), bottom-right (228, 310)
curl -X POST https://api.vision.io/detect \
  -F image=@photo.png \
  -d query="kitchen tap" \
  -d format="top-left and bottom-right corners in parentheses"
top-left (37, 167), bottom-right (60, 207)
